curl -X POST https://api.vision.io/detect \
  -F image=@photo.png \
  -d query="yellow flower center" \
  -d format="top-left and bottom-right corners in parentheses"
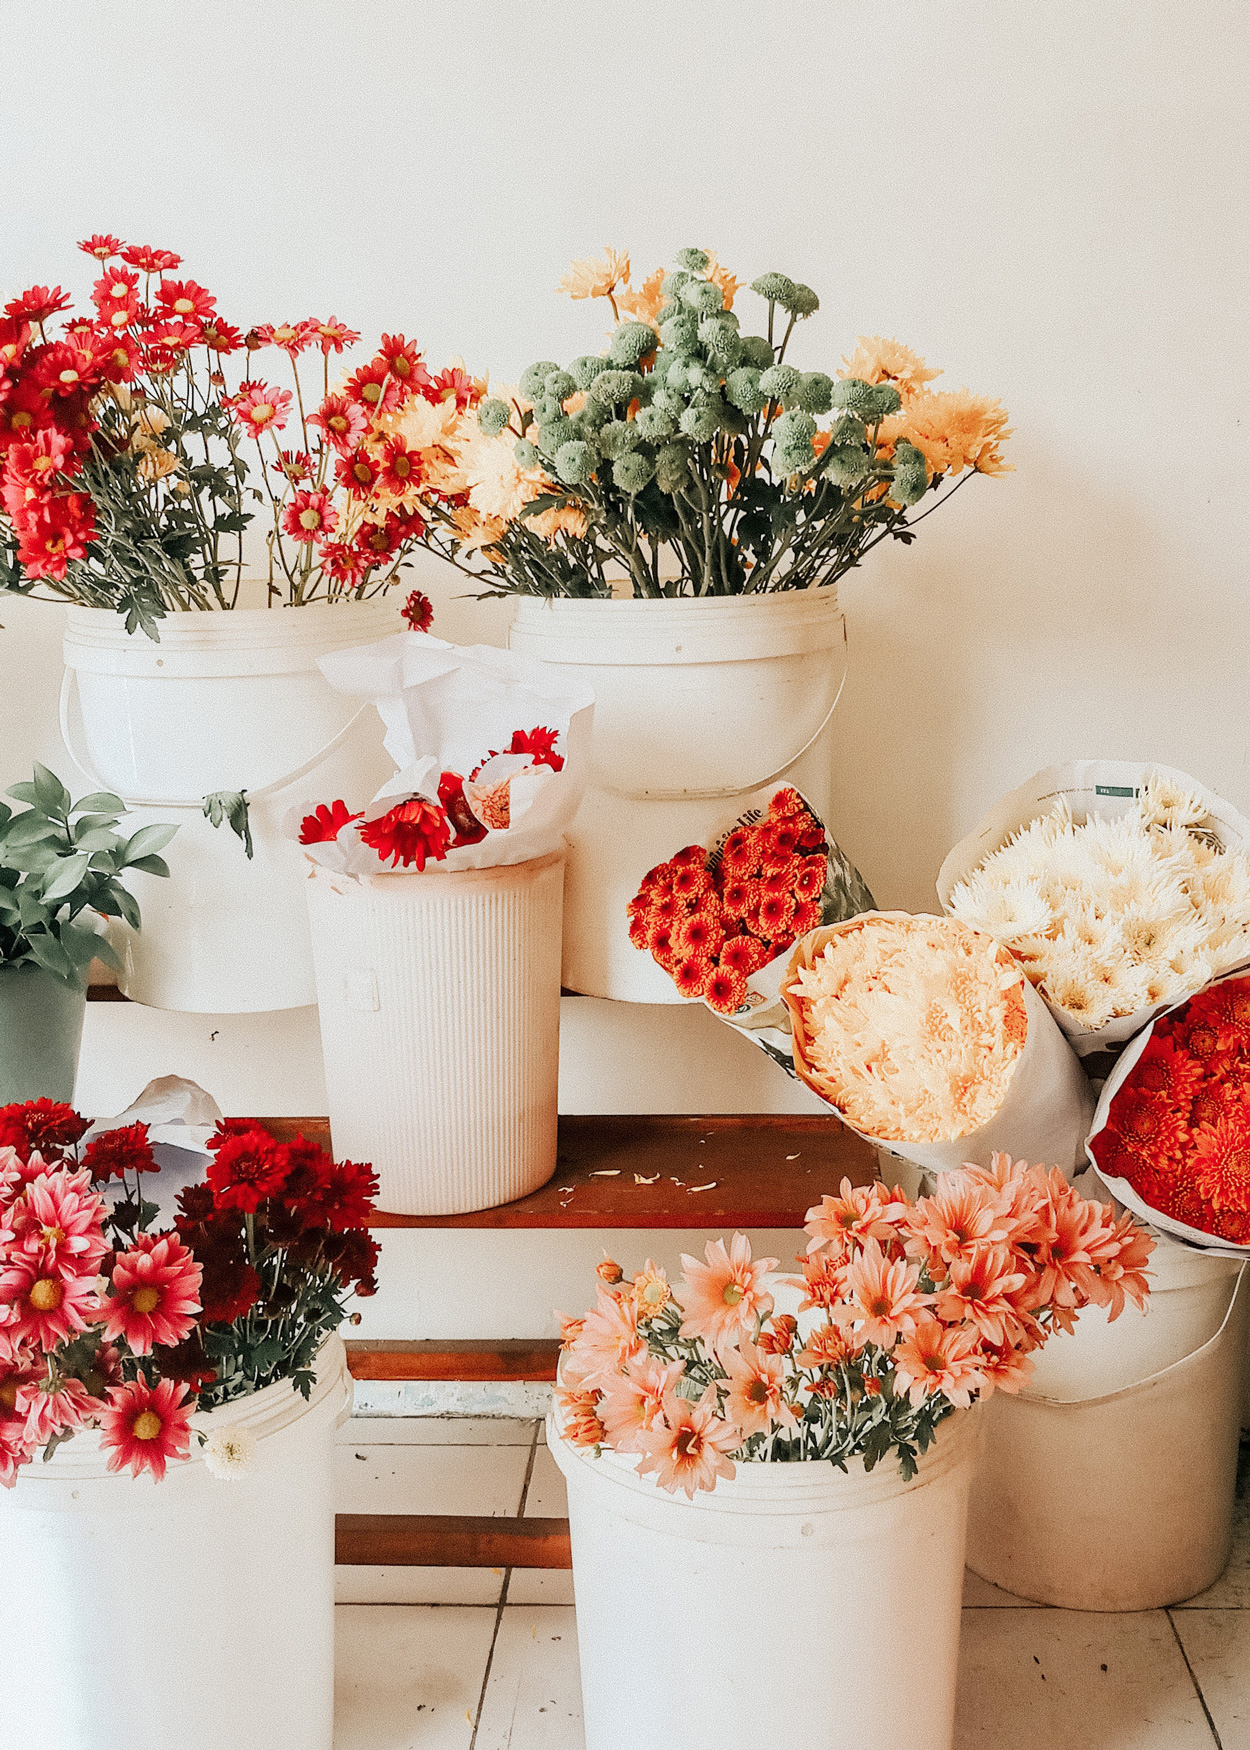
top-left (174, 297), bottom-right (194, 315)
top-left (132, 1411), bottom-right (162, 1441)
top-left (252, 403), bottom-right (274, 425)
top-left (12, 412), bottom-right (32, 429)
top-left (722, 1283), bottom-right (744, 1306)
top-left (40, 1223), bottom-right (65, 1241)
top-left (111, 282), bottom-right (128, 297)
top-left (59, 369), bottom-right (79, 385)
top-left (131, 1286), bottom-right (160, 1314)
top-left (393, 454), bottom-right (410, 477)
top-left (353, 461), bottom-right (372, 483)
top-left (392, 356), bottom-right (410, 378)
top-left (29, 1279), bottom-right (64, 1312)
top-left (362, 383), bottom-right (382, 404)
top-left (299, 508), bottom-right (321, 530)
top-left (110, 310), bottom-right (128, 329)
top-left (32, 457), bottom-right (56, 474)
top-left (329, 414), bottom-right (348, 432)
top-left (275, 327), bottom-right (297, 342)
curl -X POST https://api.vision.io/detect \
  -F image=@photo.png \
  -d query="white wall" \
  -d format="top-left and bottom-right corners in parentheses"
top-left (3, 0), bottom-right (1248, 1125)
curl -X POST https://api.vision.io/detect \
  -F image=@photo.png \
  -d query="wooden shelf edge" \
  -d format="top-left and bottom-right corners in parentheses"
top-left (335, 1513), bottom-right (571, 1569)
top-left (346, 1339), bottom-right (560, 1384)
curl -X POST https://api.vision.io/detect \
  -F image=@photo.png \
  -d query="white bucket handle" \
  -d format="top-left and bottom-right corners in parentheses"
top-left (1026, 1260), bottom-right (1249, 1409)
top-left (58, 666), bottom-right (373, 810)
top-left (594, 613), bottom-right (849, 802)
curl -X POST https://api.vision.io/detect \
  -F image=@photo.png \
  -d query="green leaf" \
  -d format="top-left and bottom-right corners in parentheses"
top-left (123, 823), bottom-right (178, 862)
top-left (128, 854), bottom-right (170, 878)
top-left (202, 791), bottom-right (253, 859)
top-left (24, 932), bottom-right (76, 982)
top-left (30, 764), bottom-right (72, 819)
top-left (73, 826), bottom-right (124, 853)
top-left (2, 813), bottom-right (63, 848)
top-left (73, 792), bottom-right (126, 815)
top-left (59, 922), bottom-right (104, 968)
top-left (41, 854), bottom-right (92, 903)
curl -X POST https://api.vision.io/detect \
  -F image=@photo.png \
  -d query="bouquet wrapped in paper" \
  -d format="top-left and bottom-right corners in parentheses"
top-left (627, 789), bottom-right (1094, 1173)
top-left (290, 631), bottom-right (595, 877)
top-left (938, 762), bottom-right (1250, 1056)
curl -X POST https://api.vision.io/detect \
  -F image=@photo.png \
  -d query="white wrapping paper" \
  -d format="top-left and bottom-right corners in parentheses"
top-left (1086, 966), bottom-right (1250, 1258)
top-left (937, 760), bottom-right (1250, 1056)
top-left (82, 1074), bottom-right (222, 1224)
top-left (302, 631), bottom-right (596, 878)
top-left (779, 915), bottom-right (1095, 1176)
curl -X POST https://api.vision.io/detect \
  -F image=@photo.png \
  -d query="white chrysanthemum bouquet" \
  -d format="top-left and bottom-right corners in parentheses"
top-left (940, 765), bottom-right (1250, 1052)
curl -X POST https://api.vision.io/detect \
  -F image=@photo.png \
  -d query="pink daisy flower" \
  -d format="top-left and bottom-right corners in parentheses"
top-left (100, 1377), bottom-right (193, 1481)
top-left (678, 1233), bottom-right (777, 1353)
top-left (281, 488), bottom-right (338, 544)
top-left (635, 1388), bottom-right (739, 1499)
top-left (890, 1314), bottom-right (986, 1409)
top-left (18, 1370), bottom-right (104, 1443)
top-left (231, 382), bottom-right (292, 438)
top-left (0, 1258), bottom-right (98, 1352)
top-left (903, 1175), bottom-right (1013, 1272)
top-left (721, 1339), bottom-right (797, 1438)
top-left (309, 392), bottom-right (366, 455)
top-left (933, 1244), bottom-right (1028, 1346)
top-left (7, 1167), bottom-right (109, 1274)
top-left (804, 1176), bottom-right (911, 1261)
top-left (834, 1238), bottom-right (929, 1349)
top-left (597, 1355), bottom-right (685, 1452)
top-left (101, 1232), bottom-right (202, 1356)
top-left (568, 1284), bottom-right (647, 1386)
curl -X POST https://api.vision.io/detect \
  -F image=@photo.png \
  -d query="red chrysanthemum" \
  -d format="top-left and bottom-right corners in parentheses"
top-left (673, 910), bottom-right (725, 959)
top-left (119, 244), bottom-right (182, 273)
top-left (14, 492), bottom-right (96, 580)
top-left (281, 487), bottom-right (337, 544)
top-left (200, 319), bottom-right (242, 355)
top-left (500, 726), bottom-right (564, 772)
top-left (205, 1129), bottom-right (289, 1214)
top-left (155, 279), bottom-right (216, 322)
top-left (402, 589), bottom-right (434, 633)
top-left (283, 1149), bottom-right (379, 1233)
top-left (0, 1100), bottom-right (89, 1162)
top-left (344, 358), bottom-right (402, 415)
top-left (78, 234), bottom-right (123, 261)
top-left (82, 1122), bottom-right (158, 1182)
top-left (358, 797), bottom-right (452, 871)
top-left (100, 1376), bottom-right (193, 1481)
top-left (322, 1228), bottom-right (381, 1297)
top-left (197, 1256), bottom-right (262, 1325)
top-left (376, 333), bottom-right (431, 394)
top-left (1132, 1033), bottom-right (1205, 1108)
top-left (336, 445), bottom-right (380, 496)
top-left (318, 540), bottom-right (372, 588)
top-left (672, 955), bottom-right (712, 999)
top-left (4, 285), bottom-right (72, 325)
top-left (705, 966), bottom-right (748, 1015)
top-left (377, 436), bottom-right (424, 495)
top-left (793, 855), bottom-right (827, 902)
top-left (719, 934), bottom-right (766, 977)
top-left (1107, 1090), bottom-right (1188, 1162)
top-left (150, 1334), bottom-right (217, 1388)
top-left (758, 890), bottom-right (796, 937)
top-left (299, 798), bottom-right (362, 845)
top-left (1192, 1113), bottom-right (1250, 1215)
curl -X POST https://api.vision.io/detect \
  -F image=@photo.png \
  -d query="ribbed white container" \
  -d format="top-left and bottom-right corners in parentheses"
top-left (61, 600), bottom-right (396, 1012)
top-left (0, 1337), bottom-right (350, 1750)
top-left (306, 849), bottom-right (564, 1214)
top-left (967, 1250), bottom-right (1248, 1609)
top-left (550, 1402), bottom-right (981, 1750)
top-left (508, 590), bottom-right (845, 1002)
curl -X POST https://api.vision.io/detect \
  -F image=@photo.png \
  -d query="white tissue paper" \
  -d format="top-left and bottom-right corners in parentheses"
top-left (83, 1074), bottom-right (223, 1224)
top-left (294, 631), bottom-right (595, 878)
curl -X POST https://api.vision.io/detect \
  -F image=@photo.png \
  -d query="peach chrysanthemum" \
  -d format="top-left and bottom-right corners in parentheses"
top-left (457, 420), bottom-right (552, 523)
top-left (554, 1385), bottom-right (605, 1448)
top-left (568, 1283), bottom-right (647, 1385)
top-left (616, 267), bottom-right (667, 328)
top-left (933, 1244), bottom-right (1028, 1346)
top-left (880, 387), bottom-right (1013, 478)
top-left (634, 1388), bottom-right (739, 1499)
top-left (678, 1233), bottom-right (776, 1352)
top-left (803, 1176), bottom-right (910, 1261)
top-left (891, 1314), bottom-right (986, 1409)
top-left (783, 915), bottom-right (1028, 1144)
top-left (631, 1259), bottom-right (672, 1320)
top-left (903, 1174), bottom-right (1012, 1271)
top-left (839, 335), bottom-right (940, 402)
top-left (834, 1237), bottom-right (929, 1348)
top-left (721, 1339), bottom-right (796, 1438)
top-left (557, 247), bottom-right (631, 303)
top-left (597, 1355), bottom-right (684, 1451)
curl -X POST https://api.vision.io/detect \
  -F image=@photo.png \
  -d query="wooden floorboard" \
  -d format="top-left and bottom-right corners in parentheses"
top-left (255, 1113), bottom-right (874, 1229)
top-left (335, 1513), bottom-right (571, 1569)
top-left (346, 1338), bottom-right (560, 1383)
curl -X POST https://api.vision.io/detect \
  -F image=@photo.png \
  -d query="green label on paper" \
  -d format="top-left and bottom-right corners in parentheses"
top-left (1095, 785), bottom-right (1138, 798)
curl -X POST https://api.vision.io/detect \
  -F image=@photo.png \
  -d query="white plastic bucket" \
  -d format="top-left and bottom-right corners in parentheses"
top-left (0, 1337), bottom-right (350, 1750)
top-left (550, 1402), bottom-right (980, 1750)
top-left (508, 590), bottom-right (846, 1002)
top-left (305, 849), bottom-right (564, 1215)
top-left (61, 601), bottom-right (397, 1012)
top-left (967, 1249), bottom-right (1248, 1609)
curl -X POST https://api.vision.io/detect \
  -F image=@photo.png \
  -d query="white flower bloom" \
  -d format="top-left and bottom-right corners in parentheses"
top-left (948, 873), bottom-right (1051, 942)
top-left (1137, 772), bottom-right (1209, 831)
top-left (203, 1425), bottom-right (257, 1482)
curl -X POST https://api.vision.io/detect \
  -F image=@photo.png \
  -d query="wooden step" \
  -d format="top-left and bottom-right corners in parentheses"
top-left (346, 1339), bottom-right (559, 1383)
top-left (254, 1113), bottom-right (875, 1229)
top-left (335, 1512), bottom-right (571, 1569)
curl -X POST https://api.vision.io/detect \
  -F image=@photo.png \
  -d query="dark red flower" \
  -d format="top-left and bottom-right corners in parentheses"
top-left (285, 1152), bottom-right (379, 1232)
top-left (198, 1257), bottom-right (263, 1324)
top-left (0, 1099), bottom-right (89, 1161)
top-left (82, 1122), bottom-right (157, 1182)
top-left (401, 589), bottom-right (434, 633)
top-left (205, 1129), bottom-right (289, 1214)
top-left (151, 1334), bottom-right (218, 1388)
top-left (504, 726), bottom-right (564, 772)
top-left (437, 771), bottom-right (487, 847)
top-left (299, 798), bottom-right (362, 845)
top-left (358, 797), bottom-right (451, 870)
top-left (323, 1228), bottom-right (381, 1297)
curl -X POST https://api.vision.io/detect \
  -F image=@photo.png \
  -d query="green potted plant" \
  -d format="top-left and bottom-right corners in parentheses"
top-left (0, 762), bottom-right (174, 1100)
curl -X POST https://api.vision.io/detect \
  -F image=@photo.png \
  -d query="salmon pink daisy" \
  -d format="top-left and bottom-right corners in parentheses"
top-left (722, 1339), bottom-right (796, 1437)
top-left (0, 1258), bottom-right (98, 1352)
top-left (253, 319), bottom-right (317, 357)
top-left (794, 1321), bottom-right (855, 1370)
top-left (891, 1314), bottom-right (986, 1409)
top-left (635, 1388), bottom-right (739, 1498)
top-left (100, 1376), bottom-right (193, 1481)
top-left (310, 393), bottom-right (366, 454)
top-left (314, 316), bottom-right (361, 355)
top-left (554, 1385), bottom-right (605, 1448)
top-left (596, 1355), bottom-right (685, 1451)
top-left (281, 488), bottom-right (337, 544)
top-left (101, 1232), bottom-right (202, 1355)
top-left (933, 1244), bottom-right (1028, 1345)
top-left (678, 1232), bottom-right (776, 1352)
top-left (6, 1167), bottom-right (108, 1272)
top-left (902, 1175), bottom-right (1012, 1271)
top-left (231, 382), bottom-right (291, 438)
top-left (835, 1237), bottom-right (928, 1347)
top-left (804, 1176), bottom-right (910, 1260)
top-left (569, 1283), bottom-right (647, 1384)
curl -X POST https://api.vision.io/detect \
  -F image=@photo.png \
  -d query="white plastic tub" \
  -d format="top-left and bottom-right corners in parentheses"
top-left (306, 849), bottom-right (564, 1215)
top-left (508, 590), bottom-right (845, 1002)
top-left (61, 600), bottom-right (396, 1012)
top-left (550, 1402), bottom-right (981, 1750)
top-left (0, 1337), bottom-right (350, 1750)
top-left (967, 1247), bottom-right (1247, 1609)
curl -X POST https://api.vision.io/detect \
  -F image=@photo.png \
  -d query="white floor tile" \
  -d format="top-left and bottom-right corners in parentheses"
top-left (523, 1443), bottom-right (568, 1518)
top-left (334, 1605), bottom-right (495, 1749)
top-left (507, 1569), bottom-right (576, 1606)
top-left (1170, 1610), bottom-right (1250, 1746)
top-left (955, 1608), bottom-right (1214, 1749)
top-left (475, 1607), bottom-right (583, 1748)
top-left (335, 1442), bottom-right (530, 1517)
top-left (336, 1566), bottom-right (504, 1606)
top-left (338, 1415), bottom-right (538, 1447)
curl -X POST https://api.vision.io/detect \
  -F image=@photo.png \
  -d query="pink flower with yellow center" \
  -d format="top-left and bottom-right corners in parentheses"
top-left (635, 1388), bottom-right (739, 1499)
top-left (281, 489), bottom-right (337, 545)
top-left (0, 1258), bottom-right (98, 1353)
top-left (6, 1168), bottom-right (107, 1274)
top-left (100, 1232), bottom-right (202, 1356)
top-left (569, 1283), bottom-right (647, 1386)
top-left (231, 381), bottom-right (291, 438)
top-left (721, 1339), bottom-right (796, 1438)
top-left (804, 1176), bottom-right (910, 1262)
top-left (100, 1376), bottom-right (193, 1481)
top-left (597, 1355), bottom-right (685, 1452)
top-left (678, 1233), bottom-right (776, 1353)
top-left (933, 1244), bottom-right (1028, 1346)
top-left (834, 1237), bottom-right (928, 1349)
top-left (891, 1314), bottom-right (986, 1409)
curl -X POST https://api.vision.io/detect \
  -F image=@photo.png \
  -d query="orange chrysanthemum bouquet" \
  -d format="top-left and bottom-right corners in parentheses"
top-left (555, 1157), bottom-right (1152, 1493)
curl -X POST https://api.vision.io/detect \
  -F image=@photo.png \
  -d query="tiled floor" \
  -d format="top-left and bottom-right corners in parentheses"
top-left (333, 1415), bottom-right (1250, 1748)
